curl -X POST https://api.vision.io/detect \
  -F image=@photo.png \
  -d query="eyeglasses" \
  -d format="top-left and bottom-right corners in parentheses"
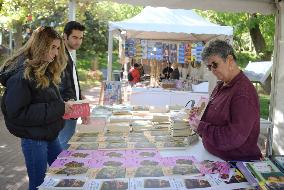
top-left (206, 61), bottom-right (218, 71)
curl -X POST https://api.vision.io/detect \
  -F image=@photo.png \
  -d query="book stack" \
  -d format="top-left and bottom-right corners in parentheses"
top-left (169, 119), bottom-right (192, 137)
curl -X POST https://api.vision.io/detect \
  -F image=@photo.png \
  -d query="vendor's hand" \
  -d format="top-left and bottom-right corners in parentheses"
top-left (64, 101), bottom-right (73, 114)
top-left (81, 116), bottom-right (90, 125)
top-left (189, 117), bottom-right (200, 131)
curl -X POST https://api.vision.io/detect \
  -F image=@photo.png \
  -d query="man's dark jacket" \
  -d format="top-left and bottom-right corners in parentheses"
top-left (0, 56), bottom-right (65, 141)
top-left (60, 49), bottom-right (82, 101)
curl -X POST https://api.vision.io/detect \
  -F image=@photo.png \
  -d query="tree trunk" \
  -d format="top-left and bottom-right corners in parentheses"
top-left (13, 20), bottom-right (23, 51)
top-left (249, 13), bottom-right (272, 61)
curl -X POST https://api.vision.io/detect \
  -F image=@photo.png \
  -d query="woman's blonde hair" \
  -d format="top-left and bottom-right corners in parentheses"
top-left (1, 26), bottom-right (67, 88)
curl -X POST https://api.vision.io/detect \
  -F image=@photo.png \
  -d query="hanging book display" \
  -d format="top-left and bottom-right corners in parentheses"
top-left (125, 38), bottom-right (135, 58)
top-left (178, 42), bottom-right (185, 64)
top-left (185, 43), bottom-right (192, 64)
top-left (191, 42), bottom-right (204, 63)
top-left (141, 40), bottom-right (148, 59)
top-left (147, 41), bottom-right (156, 60)
top-left (169, 43), bottom-right (177, 63)
top-left (163, 43), bottom-right (169, 62)
top-left (155, 42), bottom-right (163, 61)
top-left (134, 39), bottom-right (142, 60)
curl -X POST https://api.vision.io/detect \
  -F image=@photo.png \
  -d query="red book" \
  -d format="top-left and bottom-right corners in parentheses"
top-left (63, 101), bottom-right (90, 119)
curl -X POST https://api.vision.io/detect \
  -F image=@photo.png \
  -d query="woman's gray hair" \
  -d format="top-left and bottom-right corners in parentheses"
top-left (201, 40), bottom-right (236, 62)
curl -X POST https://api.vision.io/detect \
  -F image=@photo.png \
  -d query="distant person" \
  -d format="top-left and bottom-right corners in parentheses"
top-left (120, 66), bottom-right (124, 81)
top-left (162, 61), bottom-right (173, 79)
top-left (170, 63), bottom-right (180, 80)
top-left (58, 21), bottom-right (89, 150)
top-left (128, 63), bottom-right (141, 84)
top-left (0, 26), bottom-right (72, 190)
top-left (189, 40), bottom-right (261, 161)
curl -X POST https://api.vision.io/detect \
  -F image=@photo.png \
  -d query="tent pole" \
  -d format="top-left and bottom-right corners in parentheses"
top-left (271, 1), bottom-right (284, 155)
top-left (107, 30), bottom-right (113, 81)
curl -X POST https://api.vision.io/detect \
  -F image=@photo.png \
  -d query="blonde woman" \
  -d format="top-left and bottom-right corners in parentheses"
top-left (0, 26), bottom-right (72, 190)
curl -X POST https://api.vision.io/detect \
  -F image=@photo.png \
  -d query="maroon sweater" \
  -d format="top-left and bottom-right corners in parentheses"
top-left (197, 71), bottom-right (262, 161)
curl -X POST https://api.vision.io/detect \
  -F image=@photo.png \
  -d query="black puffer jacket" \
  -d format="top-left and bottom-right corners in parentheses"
top-left (0, 57), bottom-right (65, 141)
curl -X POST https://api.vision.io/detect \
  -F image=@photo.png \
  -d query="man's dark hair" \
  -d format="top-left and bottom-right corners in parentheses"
top-left (201, 40), bottom-right (236, 63)
top-left (134, 63), bottom-right (139, 68)
top-left (64, 21), bottom-right (85, 38)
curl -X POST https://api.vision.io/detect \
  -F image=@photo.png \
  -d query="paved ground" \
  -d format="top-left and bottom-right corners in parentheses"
top-left (0, 86), bottom-right (100, 190)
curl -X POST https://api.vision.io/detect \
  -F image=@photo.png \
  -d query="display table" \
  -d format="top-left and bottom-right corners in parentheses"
top-left (130, 87), bottom-right (209, 107)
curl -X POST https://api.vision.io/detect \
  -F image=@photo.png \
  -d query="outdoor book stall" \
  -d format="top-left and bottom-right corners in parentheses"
top-left (107, 6), bottom-right (233, 94)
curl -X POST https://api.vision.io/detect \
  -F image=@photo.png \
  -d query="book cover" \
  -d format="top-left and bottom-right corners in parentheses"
top-left (38, 177), bottom-right (86, 189)
top-left (68, 143), bottom-right (99, 150)
top-left (47, 167), bottom-right (90, 177)
top-left (246, 160), bottom-right (284, 185)
top-left (127, 150), bottom-right (161, 159)
top-left (129, 177), bottom-right (176, 190)
top-left (129, 158), bottom-right (162, 167)
top-left (91, 158), bottom-right (127, 168)
top-left (236, 162), bottom-right (259, 187)
top-left (188, 96), bottom-right (209, 122)
top-left (57, 150), bottom-right (94, 159)
top-left (63, 102), bottom-right (90, 119)
top-left (88, 167), bottom-right (127, 179)
top-left (50, 159), bottom-right (91, 168)
top-left (84, 178), bottom-right (130, 190)
top-left (100, 150), bottom-right (126, 159)
top-left (98, 142), bottom-right (129, 150)
top-left (127, 166), bottom-right (165, 178)
top-left (271, 155), bottom-right (284, 173)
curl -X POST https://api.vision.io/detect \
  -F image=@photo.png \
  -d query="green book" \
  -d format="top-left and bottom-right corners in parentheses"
top-left (246, 160), bottom-right (284, 186)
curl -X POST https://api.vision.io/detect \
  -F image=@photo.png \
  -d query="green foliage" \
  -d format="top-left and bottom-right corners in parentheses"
top-left (259, 94), bottom-right (270, 119)
top-left (197, 10), bottom-right (275, 60)
top-left (236, 51), bottom-right (260, 69)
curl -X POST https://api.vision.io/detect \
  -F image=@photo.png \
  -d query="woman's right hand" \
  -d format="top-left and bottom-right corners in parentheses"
top-left (64, 101), bottom-right (73, 114)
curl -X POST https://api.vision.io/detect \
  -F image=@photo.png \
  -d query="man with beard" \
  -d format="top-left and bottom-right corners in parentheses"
top-left (58, 21), bottom-right (89, 149)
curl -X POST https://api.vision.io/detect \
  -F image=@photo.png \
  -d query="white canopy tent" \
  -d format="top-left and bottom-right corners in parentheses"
top-left (105, 0), bottom-right (284, 155)
top-left (107, 6), bottom-right (233, 82)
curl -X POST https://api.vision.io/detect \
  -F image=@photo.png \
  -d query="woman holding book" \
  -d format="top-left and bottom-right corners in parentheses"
top-left (0, 26), bottom-right (72, 190)
top-left (189, 40), bottom-right (262, 161)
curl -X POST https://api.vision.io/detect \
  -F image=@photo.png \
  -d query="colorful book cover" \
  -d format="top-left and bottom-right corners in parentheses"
top-left (74, 132), bottom-right (99, 138)
top-left (162, 156), bottom-right (197, 167)
top-left (91, 158), bottom-right (127, 168)
top-left (236, 161), bottom-right (259, 186)
top-left (63, 102), bottom-right (90, 119)
top-left (38, 177), bottom-right (86, 189)
top-left (156, 141), bottom-right (188, 149)
top-left (163, 165), bottom-right (200, 176)
top-left (129, 158), bottom-right (162, 167)
top-left (129, 177), bottom-right (176, 190)
top-left (47, 167), bottom-right (90, 177)
top-left (100, 150), bottom-right (126, 159)
top-left (68, 143), bottom-right (99, 150)
top-left (50, 158), bottom-right (91, 168)
top-left (57, 150), bottom-right (95, 159)
top-left (98, 136), bottom-right (126, 143)
top-left (271, 155), bottom-right (284, 173)
top-left (84, 178), bottom-right (130, 190)
top-left (68, 137), bottom-right (98, 144)
top-left (196, 160), bottom-right (230, 176)
top-left (174, 176), bottom-right (214, 190)
top-left (188, 96), bottom-right (209, 122)
top-left (127, 150), bottom-right (161, 159)
top-left (128, 142), bottom-right (157, 149)
top-left (88, 167), bottom-right (127, 179)
top-left (127, 166), bottom-right (165, 178)
top-left (246, 160), bottom-right (284, 185)
top-left (98, 142), bottom-right (129, 150)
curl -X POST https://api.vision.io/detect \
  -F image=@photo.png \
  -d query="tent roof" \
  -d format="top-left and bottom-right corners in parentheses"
top-left (109, 6), bottom-right (233, 41)
top-left (105, 0), bottom-right (276, 15)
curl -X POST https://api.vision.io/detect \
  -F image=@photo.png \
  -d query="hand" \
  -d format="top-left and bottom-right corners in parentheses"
top-left (64, 101), bottom-right (73, 114)
top-left (81, 95), bottom-right (86, 100)
top-left (189, 117), bottom-right (200, 131)
top-left (81, 116), bottom-right (90, 125)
